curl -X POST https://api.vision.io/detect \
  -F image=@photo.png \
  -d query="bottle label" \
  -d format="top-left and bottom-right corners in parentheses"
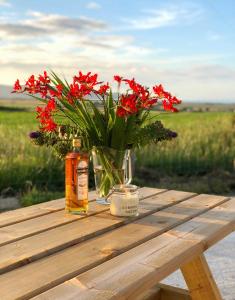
top-left (77, 160), bottom-right (88, 201)
top-left (77, 160), bottom-right (88, 169)
top-left (77, 173), bottom-right (88, 200)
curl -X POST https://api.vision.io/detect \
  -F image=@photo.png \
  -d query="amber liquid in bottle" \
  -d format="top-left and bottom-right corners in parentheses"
top-left (65, 139), bottom-right (89, 214)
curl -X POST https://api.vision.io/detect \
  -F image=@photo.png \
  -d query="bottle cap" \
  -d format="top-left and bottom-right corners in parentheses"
top-left (72, 138), bottom-right (81, 147)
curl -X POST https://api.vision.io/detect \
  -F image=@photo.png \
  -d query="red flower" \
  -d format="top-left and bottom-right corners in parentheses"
top-left (153, 84), bottom-right (165, 97)
top-left (49, 84), bottom-right (63, 98)
top-left (26, 75), bottom-right (36, 89)
top-left (47, 98), bottom-right (56, 110)
top-left (162, 100), bottom-right (178, 112)
top-left (171, 96), bottom-right (181, 104)
top-left (56, 84), bottom-right (63, 95)
top-left (38, 71), bottom-right (50, 85)
top-left (153, 84), bottom-right (181, 112)
top-left (124, 78), bottom-right (147, 97)
top-left (114, 75), bottom-right (122, 83)
top-left (96, 83), bottom-right (109, 95)
top-left (23, 72), bottom-right (51, 98)
top-left (68, 73), bottom-right (98, 101)
top-left (117, 106), bottom-right (128, 117)
top-left (13, 79), bottom-right (22, 92)
top-left (36, 98), bottom-right (57, 132)
top-left (68, 82), bottom-right (88, 101)
top-left (36, 106), bottom-right (50, 120)
top-left (73, 71), bottom-right (98, 89)
top-left (141, 98), bottom-right (157, 109)
top-left (117, 94), bottom-right (138, 117)
top-left (42, 119), bottom-right (57, 132)
top-left (25, 75), bottom-right (41, 95)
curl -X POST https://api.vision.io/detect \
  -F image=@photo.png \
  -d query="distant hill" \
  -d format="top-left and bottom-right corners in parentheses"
top-left (0, 85), bottom-right (30, 100)
top-left (0, 85), bottom-right (112, 101)
top-left (0, 84), bottom-right (235, 112)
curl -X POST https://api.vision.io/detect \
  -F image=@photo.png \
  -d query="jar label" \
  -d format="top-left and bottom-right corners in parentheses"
top-left (110, 196), bottom-right (139, 216)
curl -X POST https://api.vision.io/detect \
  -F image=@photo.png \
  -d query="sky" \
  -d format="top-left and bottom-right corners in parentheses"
top-left (0, 0), bottom-right (235, 101)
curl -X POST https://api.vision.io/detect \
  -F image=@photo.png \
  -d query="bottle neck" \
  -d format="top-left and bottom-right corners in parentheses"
top-left (73, 146), bottom-right (80, 153)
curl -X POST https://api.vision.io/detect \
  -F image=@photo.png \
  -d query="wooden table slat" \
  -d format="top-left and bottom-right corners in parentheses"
top-left (0, 190), bottom-right (95, 228)
top-left (0, 198), bottom-right (65, 228)
top-left (0, 188), bottom-right (165, 247)
top-left (33, 198), bottom-right (235, 300)
top-left (0, 190), bottom-right (195, 275)
top-left (0, 193), bottom-right (228, 300)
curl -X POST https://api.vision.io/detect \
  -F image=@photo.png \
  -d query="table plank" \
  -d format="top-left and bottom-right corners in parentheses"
top-left (0, 198), bottom-right (65, 228)
top-left (0, 202), bottom-right (102, 247)
top-left (0, 191), bottom-right (95, 228)
top-left (0, 190), bottom-right (194, 274)
top-left (34, 198), bottom-right (235, 300)
top-left (0, 193), bottom-right (228, 300)
top-left (0, 187), bottom-right (164, 247)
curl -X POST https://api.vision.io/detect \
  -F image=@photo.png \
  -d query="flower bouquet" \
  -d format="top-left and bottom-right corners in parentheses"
top-left (13, 71), bottom-right (181, 200)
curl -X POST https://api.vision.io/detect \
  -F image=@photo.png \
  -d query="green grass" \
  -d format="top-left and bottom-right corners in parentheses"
top-left (20, 187), bottom-right (64, 207)
top-left (136, 112), bottom-right (235, 175)
top-left (0, 110), bottom-right (64, 193)
top-left (1, 109), bottom-right (235, 206)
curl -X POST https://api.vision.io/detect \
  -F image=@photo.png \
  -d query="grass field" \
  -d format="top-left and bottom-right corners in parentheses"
top-left (135, 112), bottom-right (235, 194)
top-left (0, 109), bottom-right (64, 205)
top-left (138, 112), bottom-right (235, 174)
top-left (1, 108), bottom-right (235, 206)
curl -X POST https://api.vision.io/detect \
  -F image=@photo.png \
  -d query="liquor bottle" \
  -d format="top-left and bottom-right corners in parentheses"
top-left (65, 138), bottom-right (89, 214)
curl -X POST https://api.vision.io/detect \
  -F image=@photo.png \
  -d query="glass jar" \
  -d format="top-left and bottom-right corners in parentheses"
top-left (92, 147), bottom-right (132, 205)
top-left (109, 184), bottom-right (139, 217)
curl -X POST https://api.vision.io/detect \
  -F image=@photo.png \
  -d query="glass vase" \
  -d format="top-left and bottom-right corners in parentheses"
top-left (92, 147), bottom-right (132, 204)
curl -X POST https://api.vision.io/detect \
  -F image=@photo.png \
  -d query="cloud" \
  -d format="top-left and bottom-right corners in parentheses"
top-left (0, 23), bottom-right (47, 36)
top-left (26, 11), bottom-right (107, 32)
top-left (151, 64), bottom-right (235, 81)
top-left (0, 7), bottom-right (233, 101)
top-left (86, 2), bottom-right (101, 10)
top-left (0, 0), bottom-right (11, 7)
top-left (80, 34), bottom-right (134, 49)
top-left (0, 11), bottom-right (108, 39)
top-left (127, 9), bottom-right (176, 29)
top-left (126, 4), bottom-right (203, 29)
top-left (133, 63), bottom-right (235, 101)
top-left (0, 9), bottom-right (150, 81)
top-left (187, 65), bottom-right (235, 80)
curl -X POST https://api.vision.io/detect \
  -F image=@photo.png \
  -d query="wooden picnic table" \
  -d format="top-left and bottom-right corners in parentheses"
top-left (0, 187), bottom-right (234, 300)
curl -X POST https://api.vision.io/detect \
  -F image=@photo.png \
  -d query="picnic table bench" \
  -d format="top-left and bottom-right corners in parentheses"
top-left (0, 187), bottom-right (234, 300)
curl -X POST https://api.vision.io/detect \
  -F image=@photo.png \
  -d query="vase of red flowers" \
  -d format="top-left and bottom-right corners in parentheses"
top-left (13, 71), bottom-right (181, 202)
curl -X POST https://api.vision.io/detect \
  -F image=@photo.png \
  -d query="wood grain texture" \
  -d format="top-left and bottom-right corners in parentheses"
top-left (0, 190), bottom-right (95, 228)
top-left (0, 193), bottom-right (228, 300)
top-left (0, 188), bottom-right (168, 274)
top-left (181, 254), bottom-right (222, 300)
top-left (0, 201), bottom-right (103, 246)
top-left (0, 188), bottom-right (164, 247)
top-left (136, 283), bottom-right (191, 300)
top-left (136, 286), bottom-right (161, 300)
top-left (0, 198), bottom-right (65, 228)
top-left (32, 198), bottom-right (234, 300)
top-left (158, 283), bottom-right (191, 300)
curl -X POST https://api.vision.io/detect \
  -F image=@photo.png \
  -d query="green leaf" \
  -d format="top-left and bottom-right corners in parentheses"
top-left (110, 115), bottom-right (126, 149)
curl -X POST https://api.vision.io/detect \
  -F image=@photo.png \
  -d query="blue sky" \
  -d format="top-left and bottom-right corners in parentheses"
top-left (0, 0), bottom-right (235, 101)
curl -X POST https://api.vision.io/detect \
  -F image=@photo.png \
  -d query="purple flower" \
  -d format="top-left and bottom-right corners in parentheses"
top-left (169, 131), bottom-right (177, 138)
top-left (29, 131), bottom-right (41, 139)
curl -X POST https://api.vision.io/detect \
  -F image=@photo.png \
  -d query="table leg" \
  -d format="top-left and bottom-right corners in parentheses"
top-left (180, 254), bottom-right (222, 300)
